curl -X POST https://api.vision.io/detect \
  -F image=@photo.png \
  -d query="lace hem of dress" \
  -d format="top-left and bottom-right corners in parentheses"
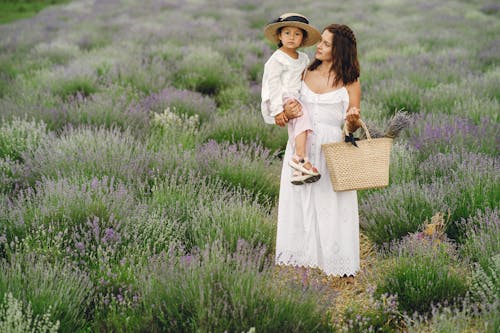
top-left (275, 251), bottom-right (359, 277)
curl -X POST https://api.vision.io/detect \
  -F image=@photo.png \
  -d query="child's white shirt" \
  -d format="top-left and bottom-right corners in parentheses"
top-left (261, 49), bottom-right (310, 124)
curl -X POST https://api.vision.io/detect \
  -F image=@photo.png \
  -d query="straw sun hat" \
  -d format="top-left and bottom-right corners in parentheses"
top-left (264, 13), bottom-right (321, 47)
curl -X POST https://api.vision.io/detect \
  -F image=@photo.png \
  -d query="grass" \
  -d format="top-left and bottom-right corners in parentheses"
top-left (0, 0), bottom-right (70, 25)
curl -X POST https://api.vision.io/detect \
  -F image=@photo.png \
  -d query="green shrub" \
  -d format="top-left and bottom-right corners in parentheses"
top-left (460, 208), bottom-right (499, 273)
top-left (201, 106), bottom-right (289, 154)
top-left (215, 84), bottom-right (251, 111)
top-left (469, 254), bottom-right (499, 305)
top-left (0, 255), bottom-right (94, 332)
top-left (406, 294), bottom-right (499, 333)
top-left (338, 293), bottom-right (403, 332)
top-left (360, 159), bottom-right (499, 245)
top-left (0, 293), bottom-right (59, 333)
top-left (191, 189), bottom-right (275, 252)
top-left (196, 140), bottom-right (281, 203)
top-left (2, 176), bottom-right (138, 246)
top-left (23, 126), bottom-right (167, 186)
top-left (52, 76), bottom-right (98, 100)
top-left (147, 172), bottom-right (274, 252)
top-left (132, 241), bottom-right (332, 332)
top-left (373, 79), bottom-right (422, 115)
top-left (0, 0), bottom-right (71, 24)
top-left (376, 236), bottom-right (468, 314)
top-left (360, 180), bottom-right (442, 245)
top-left (0, 157), bottom-right (23, 193)
top-left (173, 46), bottom-right (238, 95)
top-left (63, 84), bottom-right (149, 132)
top-left (147, 107), bottom-right (201, 150)
top-left (0, 117), bottom-right (49, 161)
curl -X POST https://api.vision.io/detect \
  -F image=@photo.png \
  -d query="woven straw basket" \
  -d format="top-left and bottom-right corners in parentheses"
top-left (321, 119), bottom-right (393, 192)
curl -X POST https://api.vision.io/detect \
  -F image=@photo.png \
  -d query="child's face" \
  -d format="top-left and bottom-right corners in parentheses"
top-left (279, 26), bottom-right (304, 49)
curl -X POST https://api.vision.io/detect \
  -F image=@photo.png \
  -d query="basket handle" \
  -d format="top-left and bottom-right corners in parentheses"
top-left (343, 118), bottom-right (371, 140)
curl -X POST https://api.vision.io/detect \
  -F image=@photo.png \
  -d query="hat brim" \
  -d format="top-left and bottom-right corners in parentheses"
top-left (264, 21), bottom-right (321, 47)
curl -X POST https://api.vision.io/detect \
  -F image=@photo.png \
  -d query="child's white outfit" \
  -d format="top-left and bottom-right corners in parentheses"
top-left (261, 49), bottom-right (311, 138)
top-left (261, 49), bottom-right (319, 184)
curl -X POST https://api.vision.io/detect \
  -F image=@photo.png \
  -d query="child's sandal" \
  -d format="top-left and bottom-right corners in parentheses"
top-left (291, 170), bottom-right (309, 185)
top-left (289, 155), bottom-right (320, 176)
top-left (291, 170), bottom-right (321, 185)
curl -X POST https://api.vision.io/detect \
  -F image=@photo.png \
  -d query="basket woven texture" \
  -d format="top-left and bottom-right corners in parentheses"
top-left (321, 119), bottom-right (393, 192)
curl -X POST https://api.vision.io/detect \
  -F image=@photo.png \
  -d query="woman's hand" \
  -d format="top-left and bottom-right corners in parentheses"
top-left (274, 112), bottom-right (288, 127)
top-left (283, 99), bottom-right (303, 120)
top-left (346, 106), bottom-right (361, 132)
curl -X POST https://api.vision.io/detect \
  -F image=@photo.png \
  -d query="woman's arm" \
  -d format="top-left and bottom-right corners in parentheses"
top-left (345, 79), bottom-right (361, 132)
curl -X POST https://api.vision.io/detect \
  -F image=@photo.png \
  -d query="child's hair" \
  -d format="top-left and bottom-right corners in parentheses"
top-left (276, 27), bottom-right (308, 48)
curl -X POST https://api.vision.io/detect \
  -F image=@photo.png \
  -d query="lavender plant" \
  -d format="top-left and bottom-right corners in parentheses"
top-left (134, 86), bottom-right (217, 124)
top-left (60, 84), bottom-right (149, 133)
top-left (132, 241), bottom-right (332, 333)
top-left (0, 254), bottom-right (94, 332)
top-left (215, 84), bottom-right (252, 111)
top-left (172, 46), bottom-right (239, 95)
top-left (0, 293), bottom-right (59, 333)
top-left (361, 151), bottom-right (499, 244)
top-left (0, 157), bottom-right (23, 194)
top-left (387, 143), bottom-right (419, 185)
top-left (146, 171), bottom-right (274, 252)
top-left (376, 234), bottom-right (468, 314)
top-left (407, 113), bottom-right (499, 158)
top-left (201, 106), bottom-right (289, 153)
top-left (469, 254), bottom-right (499, 305)
top-left (148, 107), bottom-right (201, 149)
top-left (460, 208), bottom-right (500, 275)
top-left (0, 117), bottom-right (50, 161)
top-left (406, 298), bottom-right (492, 333)
top-left (196, 140), bottom-right (281, 202)
top-left (191, 187), bottom-right (275, 253)
top-left (23, 126), bottom-right (167, 186)
top-left (360, 180), bottom-right (445, 245)
top-left (2, 176), bottom-right (139, 248)
top-left (0, 0), bottom-right (498, 329)
top-left (369, 79), bottom-right (422, 115)
top-left (338, 292), bottom-right (403, 332)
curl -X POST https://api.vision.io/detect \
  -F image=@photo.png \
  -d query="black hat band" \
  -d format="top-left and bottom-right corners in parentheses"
top-left (272, 15), bottom-right (309, 25)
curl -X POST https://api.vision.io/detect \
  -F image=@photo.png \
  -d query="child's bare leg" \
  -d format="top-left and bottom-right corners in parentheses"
top-left (294, 131), bottom-right (313, 170)
top-left (294, 131), bottom-right (307, 159)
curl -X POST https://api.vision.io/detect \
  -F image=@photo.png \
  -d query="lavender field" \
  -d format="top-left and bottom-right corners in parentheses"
top-left (0, 0), bottom-right (498, 332)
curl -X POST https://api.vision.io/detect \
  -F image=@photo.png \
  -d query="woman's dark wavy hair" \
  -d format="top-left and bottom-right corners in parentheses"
top-left (308, 24), bottom-right (360, 86)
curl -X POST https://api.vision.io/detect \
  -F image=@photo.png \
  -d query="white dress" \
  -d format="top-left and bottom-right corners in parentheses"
top-left (275, 81), bottom-right (360, 276)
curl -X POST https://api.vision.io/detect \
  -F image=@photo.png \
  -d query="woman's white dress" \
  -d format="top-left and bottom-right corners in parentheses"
top-left (275, 81), bottom-right (360, 276)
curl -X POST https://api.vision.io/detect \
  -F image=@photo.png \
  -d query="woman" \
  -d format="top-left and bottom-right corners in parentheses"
top-left (273, 24), bottom-right (361, 276)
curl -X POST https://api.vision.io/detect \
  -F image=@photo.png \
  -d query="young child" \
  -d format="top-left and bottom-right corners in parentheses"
top-left (261, 13), bottom-right (321, 185)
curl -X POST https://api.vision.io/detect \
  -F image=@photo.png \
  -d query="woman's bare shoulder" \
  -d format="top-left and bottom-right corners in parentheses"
top-left (345, 79), bottom-right (361, 92)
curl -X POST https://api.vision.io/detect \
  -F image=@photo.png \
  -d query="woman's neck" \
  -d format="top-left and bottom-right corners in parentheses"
top-left (317, 61), bottom-right (333, 75)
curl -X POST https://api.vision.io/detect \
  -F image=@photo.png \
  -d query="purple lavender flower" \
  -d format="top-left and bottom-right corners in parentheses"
top-left (133, 87), bottom-right (216, 123)
top-left (408, 113), bottom-right (499, 155)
